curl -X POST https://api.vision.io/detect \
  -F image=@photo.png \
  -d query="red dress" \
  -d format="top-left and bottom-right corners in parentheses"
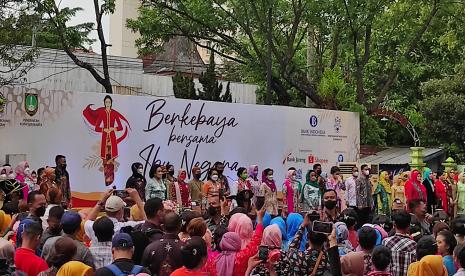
top-left (233, 223), bottom-right (264, 276)
top-left (404, 171), bottom-right (427, 207)
top-left (83, 105), bottom-right (130, 159)
top-left (435, 179), bottom-right (448, 212)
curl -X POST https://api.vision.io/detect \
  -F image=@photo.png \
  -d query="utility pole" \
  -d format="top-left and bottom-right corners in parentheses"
top-left (265, 6), bottom-right (273, 105)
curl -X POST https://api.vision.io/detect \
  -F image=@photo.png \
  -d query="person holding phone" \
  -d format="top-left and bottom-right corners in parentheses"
top-left (286, 213), bottom-right (340, 276)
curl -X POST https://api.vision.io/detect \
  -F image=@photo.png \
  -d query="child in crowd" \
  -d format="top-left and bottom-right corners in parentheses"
top-left (367, 246), bottom-right (392, 276)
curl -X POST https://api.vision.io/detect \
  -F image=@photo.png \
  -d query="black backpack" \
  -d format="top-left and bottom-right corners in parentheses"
top-left (120, 225), bottom-right (163, 265)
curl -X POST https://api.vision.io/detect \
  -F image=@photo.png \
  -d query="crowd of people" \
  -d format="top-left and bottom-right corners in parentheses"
top-left (1, 157), bottom-right (465, 276)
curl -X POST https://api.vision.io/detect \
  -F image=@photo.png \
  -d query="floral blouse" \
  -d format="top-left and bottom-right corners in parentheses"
top-left (145, 177), bottom-right (166, 200)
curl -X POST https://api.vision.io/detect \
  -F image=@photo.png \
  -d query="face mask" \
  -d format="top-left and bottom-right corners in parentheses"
top-left (267, 175), bottom-right (274, 181)
top-left (324, 200), bottom-right (337, 210)
top-left (24, 168), bottom-right (31, 175)
top-left (364, 170), bottom-right (370, 176)
top-left (208, 206), bottom-right (219, 217)
top-left (179, 174), bottom-right (187, 181)
top-left (353, 172), bottom-right (359, 177)
top-left (241, 174), bottom-right (248, 181)
top-left (194, 173), bottom-right (202, 180)
top-left (60, 164), bottom-right (67, 170)
top-left (211, 175), bottom-right (219, 181)
top-left (137, 168), bottom-right (143, 174)
top-left (217, 169), bottom-right (224, 175)
top-left (35, 206), bottom-right (46, 217)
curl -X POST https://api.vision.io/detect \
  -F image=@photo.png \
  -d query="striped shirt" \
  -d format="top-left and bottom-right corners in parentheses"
top-left (382, 233), bottom-right (417, 276)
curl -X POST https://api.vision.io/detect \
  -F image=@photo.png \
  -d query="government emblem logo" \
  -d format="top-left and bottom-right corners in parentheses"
top-left (24, 93), bottom-right (38, 116)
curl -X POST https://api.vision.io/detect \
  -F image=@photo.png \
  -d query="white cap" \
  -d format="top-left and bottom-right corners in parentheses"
top-left (105, 196), bottom-right (126, 212)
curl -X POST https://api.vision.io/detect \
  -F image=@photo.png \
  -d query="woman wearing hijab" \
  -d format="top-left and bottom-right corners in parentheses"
top-left (125, 162), bottom-right (146, 201)
top-left (39, 237), bottom-right (77, 276)
top-left (260, 168), bottom-right (278, 216)
top-left (270, 217), bottom-right (287, 250)
top-left (283, 169), bottom-right (300, 214)
top-left (171, 169), bottom-right (191, 208)
top-left (247, 165), bottom-right (261, 205)
top-left (421, 168), bottom-right (436, 214)
top-left (373, 173), bottom-right (389, 216)
top-left (215, 208), bottom-right (265, 276)
top-left (457, 173), bottom-right (465, 214)
top-left (407, 255), bottom-right (447, 276)
top-left (15, 161), bottom-right (33, 200)
top-left (445, 170), bottom-right (458, 217)
top-left (39, 168), bottom-right (57, 197)
top-left (284, 213), bottom-right (304, 251)
top-left (405, 170), bottom-right (427, 206)
top-left (391, 174), bottom-right (406, 208)
top-left (56, 261), bottom-right (92, 276)
top-left (301, 170), bottom-right (321, 212)
top-left (248, 224), bottom-right (289, 275)
top-left (436, 172), bottom-right (449, 212)
top-left (335, 222), bottom-right (353, 256)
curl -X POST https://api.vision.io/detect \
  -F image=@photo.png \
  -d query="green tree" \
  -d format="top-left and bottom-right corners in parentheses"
top-left (31, 0), bottom-right (115, 93)
top-left (198, 53), bottom-right (232, 102)
top-left (420, 64), bottom-right (465, 160)
top-left (173, 72), bottom-right (198, 99)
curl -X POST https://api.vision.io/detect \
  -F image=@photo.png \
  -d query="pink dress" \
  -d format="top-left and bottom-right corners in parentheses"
top-left (283, 179), bottom-right (295, 213)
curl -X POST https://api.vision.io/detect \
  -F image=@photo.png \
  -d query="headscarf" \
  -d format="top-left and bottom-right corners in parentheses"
top-left (0, 238), bottom-right (14, 264)
top-left (407, 255), bottom-right (447, 276)
top-left (410, 170), bottom-right (424, 199)
top-left (286, 213), bottom-right (303, 241)
top-left (261, 169), bottom-right (276, 192)
top-left (14, 161), bottom-right (29, 177)
top-left (216, 232), bottom-right (241, 276)
top-left (270, 217), bottom-right (287, 242)
top-left (379, 171), bottom-right (392, 194)
top-left (393, 175), bottom-right (400, 186)
top-left (335, 222), bottom-right (349, 244)
top-left (248, 165), bottom-right (258, 181)
top-left (458, 172), bottom-right (465, 186)
top-left (286, 170), bottom-right (296, 181)
top-left (56, 261), bottom-right (92, 276)
top-left (257, 212), bottom-right (272, 228)
top-left (228, 213), bottom-right (246, 233)
top-left (261, 224), bottom-right (282, 249)
top-left (236, 215), bottom-right (253, 249)
top-left (130, 162), bottom-right (144, 178)
top-left (423, 168), bottom-right (433, 186)
top-left (305, 170), bottom-right (319, 189)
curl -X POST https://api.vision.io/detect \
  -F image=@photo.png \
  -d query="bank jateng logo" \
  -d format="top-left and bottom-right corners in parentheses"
top-left (24, 93), bottom-right (39, 116)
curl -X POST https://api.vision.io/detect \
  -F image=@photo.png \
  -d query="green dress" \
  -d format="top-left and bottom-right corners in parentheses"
top-left (457, 182), bottom-right (465, 214)
top-left (373, 182), bottom-right (390, 215)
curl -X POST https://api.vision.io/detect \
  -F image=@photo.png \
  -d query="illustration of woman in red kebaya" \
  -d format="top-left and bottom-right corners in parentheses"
top-left (83, 95), bottom-right (130, 186)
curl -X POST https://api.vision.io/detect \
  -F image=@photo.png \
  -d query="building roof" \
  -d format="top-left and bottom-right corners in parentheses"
top-left (360, 146), bottom-right (445, 165)
top-left (143, 36), bottom-right (206, 76)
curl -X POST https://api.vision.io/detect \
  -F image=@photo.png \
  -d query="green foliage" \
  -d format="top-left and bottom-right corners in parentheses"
top-left (173, 72), bottom-right (198, 100)
top-left (198, 54), bottom-right (232, 102)
top-left (420, 64), bottom-right (465, 161)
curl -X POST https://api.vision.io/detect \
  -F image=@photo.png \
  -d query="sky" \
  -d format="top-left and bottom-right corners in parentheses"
top-left (59, 0), bottom-right (110, 54)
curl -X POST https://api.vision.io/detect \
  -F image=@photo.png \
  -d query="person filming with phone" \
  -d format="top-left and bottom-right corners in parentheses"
top-left (283, 213), bottom-right (341, 276)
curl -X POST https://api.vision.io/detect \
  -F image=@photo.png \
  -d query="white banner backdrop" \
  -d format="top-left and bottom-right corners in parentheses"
top-left (0, 87), bottom-right (360, 197)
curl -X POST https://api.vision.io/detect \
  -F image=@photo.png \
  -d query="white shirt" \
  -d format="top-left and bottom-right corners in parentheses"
top-left (345, 176), bottom-right (358, 207)
top-left (41, 204), bottom-right (59, 230)
top-left (84, 217), bottom-right (143, 244)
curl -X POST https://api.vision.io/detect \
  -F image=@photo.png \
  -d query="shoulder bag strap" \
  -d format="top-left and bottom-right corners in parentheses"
top-left (311, 250), bottom-right (324, 276)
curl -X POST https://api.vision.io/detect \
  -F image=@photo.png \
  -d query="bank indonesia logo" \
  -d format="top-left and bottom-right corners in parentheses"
top-left (334, 116), bottom-right (342, 133)
top-left (310, 115), bottom-right (318, 127)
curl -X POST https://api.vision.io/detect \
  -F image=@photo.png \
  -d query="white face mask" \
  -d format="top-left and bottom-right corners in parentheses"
top-left (353, 172), bottom-right (359, 177)
top-left (364, 170), bottom-right (370, 176)
top-left (211, 175), bottom-right (219, 181)
top-left (24, 168), bottom-right (31, 175)
top-left (267, 175), bottom-right (274, 181)
top-left (137, 168), bottom-right (143, 174)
